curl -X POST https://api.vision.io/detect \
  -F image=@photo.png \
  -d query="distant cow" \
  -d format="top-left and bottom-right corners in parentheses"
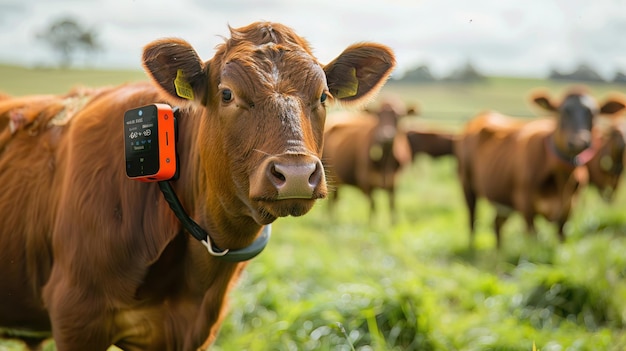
top-left (406, 129), bottom-right (456, 159)
top-left (323, 97), bottom-right (413, 223)
top-left (585, 121), bottom-right (626, 201)
top-left (456, 88), bottom-right (625, 248)
top-left (0, 22), bottom-right (395, 350)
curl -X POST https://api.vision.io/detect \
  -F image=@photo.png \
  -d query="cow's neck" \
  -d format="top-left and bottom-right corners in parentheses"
top-left (174, 108), bottom-right (265, 254)
top-left (194, 165), bottom-right (264, 253)
top-left (157, 181), bottom-right (268, 259)
top-left (546, 133), bottom-right (595, 168)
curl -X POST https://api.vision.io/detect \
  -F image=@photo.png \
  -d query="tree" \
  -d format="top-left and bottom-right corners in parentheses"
top-left (36, 17), bottom-right (101, 68)
top-left (547, 63), bottom-right (605, 83)
top-left (444, 60), bottom-right (485, 82)
top-left (396, 64), bottom-right (436, 83)
top-left (612, 71), bottom-right (626, 84)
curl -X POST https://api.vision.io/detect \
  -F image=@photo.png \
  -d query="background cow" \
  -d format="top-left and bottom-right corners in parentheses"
top-left (0, 22), bottom-right (395, 350)
top-left (406, 129), bottom-right (456, 159)
top-left (323, 96), bottom-right (414, 223)
top-left (455, 87), bottom-right (625, 248)
top-left (585, 121), bottom-right (626, 202)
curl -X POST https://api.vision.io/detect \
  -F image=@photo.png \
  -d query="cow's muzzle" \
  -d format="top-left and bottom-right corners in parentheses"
top-left (266, 155), bottom-right (325, 199)
top-left (250, 153), bottom-right (326, 200)
top-left (249, 153), bottom-right (326, 223)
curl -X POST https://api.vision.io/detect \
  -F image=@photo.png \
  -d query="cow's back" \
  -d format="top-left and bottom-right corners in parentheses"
top-left (0, 82), bottom-right (164, 330)
top-left (406, 130), bottom-right (455, 158)
top-left (323, 115), bottom-right (377, 187)
top-left (457, 112), bottom-right (542, 207)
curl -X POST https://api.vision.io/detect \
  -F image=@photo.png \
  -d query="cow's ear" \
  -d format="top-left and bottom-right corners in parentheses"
top-left (532, 94), bottom-right (558, 112)
top-left (324, 43), bottom-right (395, 106)
top-left (142, 38), bottom-right (207, 105)
top-left (600, 99), bottom-right (626, 116)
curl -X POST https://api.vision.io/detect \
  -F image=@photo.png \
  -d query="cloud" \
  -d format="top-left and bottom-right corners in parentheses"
top-left (0, 0), bottom-right (625, 79)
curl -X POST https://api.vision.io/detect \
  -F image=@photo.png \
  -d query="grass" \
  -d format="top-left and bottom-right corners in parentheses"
top-left (208, 156), bottom-right (626, 351)
top-left (0, 64), bottom-right (148, 96)
top-left (2, 64), bottom-right (626, 350)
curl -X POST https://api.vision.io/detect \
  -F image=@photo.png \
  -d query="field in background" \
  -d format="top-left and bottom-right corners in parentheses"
top-left (0, 64), bottom-right (148, 96)
top-left (1, 64), bottom-right (626, 350)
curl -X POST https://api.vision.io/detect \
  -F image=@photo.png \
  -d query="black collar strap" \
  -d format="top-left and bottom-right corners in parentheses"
top-left (158, 181), bottom-right (271, 262)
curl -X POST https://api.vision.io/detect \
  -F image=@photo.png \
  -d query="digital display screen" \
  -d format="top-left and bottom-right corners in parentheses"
top-left (124, 105), bottom-right (160, 177)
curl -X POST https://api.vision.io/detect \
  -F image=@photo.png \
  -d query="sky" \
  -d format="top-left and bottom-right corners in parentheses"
top-left (1, 0), bottom-right (625, 79)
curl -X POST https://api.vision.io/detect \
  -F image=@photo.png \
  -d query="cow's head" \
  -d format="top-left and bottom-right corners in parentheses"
top-left (589, 124), bottom-right (626, 201)
top-left (533, 87), bottom-right (626, 157)
top-left (366, 96), bottom-right (416, 168)
top-left (142, 22), bottom-right (395, 225)
top-left (370, 96), bottom-right (416, 146)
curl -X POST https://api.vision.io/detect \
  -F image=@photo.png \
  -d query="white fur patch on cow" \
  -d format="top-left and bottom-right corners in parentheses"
top-left (48, 93), bottom-right (93, 127)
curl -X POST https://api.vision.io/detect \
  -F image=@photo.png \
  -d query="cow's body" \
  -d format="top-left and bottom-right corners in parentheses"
top-left (323, 97), bottom-right (413, 223)
top-left (0, 22), bottom-right (395, 350)
top-left (456, 88), bottom-right (625, 248)
top-left (406, 129), bottom-right (456, 159)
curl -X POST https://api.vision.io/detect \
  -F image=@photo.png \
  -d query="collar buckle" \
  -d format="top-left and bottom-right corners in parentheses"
top-left (158, 181), bottom-right (270, 262)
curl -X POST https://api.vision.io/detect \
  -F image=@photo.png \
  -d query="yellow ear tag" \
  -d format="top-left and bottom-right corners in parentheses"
top-left (174, 69), bottom-right (195, 100)
top-left (369, 144), bottom-right (383, 161)
top-left (334, 67), bottom-right (359, 99)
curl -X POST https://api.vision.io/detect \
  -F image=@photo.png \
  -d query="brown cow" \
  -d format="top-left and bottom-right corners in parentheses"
top-left (585, 121), bottom-right (626, 201)
top-left (0, 22), bottom-right (395, 350)
top-left (323, 96), bottom-right (413, 223)
top-left (406, 129), bottom-right (456, 159)
top-left (456, 87), bottom-right (625, 248)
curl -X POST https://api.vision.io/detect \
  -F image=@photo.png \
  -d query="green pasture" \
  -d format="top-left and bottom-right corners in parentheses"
top-left (2, 64), bottom-right (626, 350)
top-left (0, 64), bottom-right (148, 96)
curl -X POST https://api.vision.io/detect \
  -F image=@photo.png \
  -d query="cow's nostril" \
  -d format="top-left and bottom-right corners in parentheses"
top-left (270, 163), bottom-right (286, 183)
top-left (308, 162), bottom-right (323, 188)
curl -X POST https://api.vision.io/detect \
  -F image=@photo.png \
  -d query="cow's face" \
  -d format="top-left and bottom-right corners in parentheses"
top-left (142, 22), bottom-right (395, 225)
top-left (371, 99), bottom-right (416, 147)
top-left (209, 43), bottom-right (328, 224)
top-left (374, 103), bottom-right (402, 147)
top-left (533, 88), bottom-right (626, 157)
top-left (559, 93), bottom-right (597, 154)
top-left (591, 127), bottom-right (626, 201)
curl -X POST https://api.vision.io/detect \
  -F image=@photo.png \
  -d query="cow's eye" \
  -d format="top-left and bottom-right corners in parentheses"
top-left (221, 89), bottom-right (233, 103)
top-left (320, 92), bottom-right (328, 104)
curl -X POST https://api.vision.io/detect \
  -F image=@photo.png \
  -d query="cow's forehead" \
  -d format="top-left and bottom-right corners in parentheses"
top-left (220, 43), bottom-right (326, 99)
top-left (225, 42), bottom-right (320, 72)
top-left (578, 94), bottom-right (598, 111)
top-left (563, 93), bottom-right (598, 113)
